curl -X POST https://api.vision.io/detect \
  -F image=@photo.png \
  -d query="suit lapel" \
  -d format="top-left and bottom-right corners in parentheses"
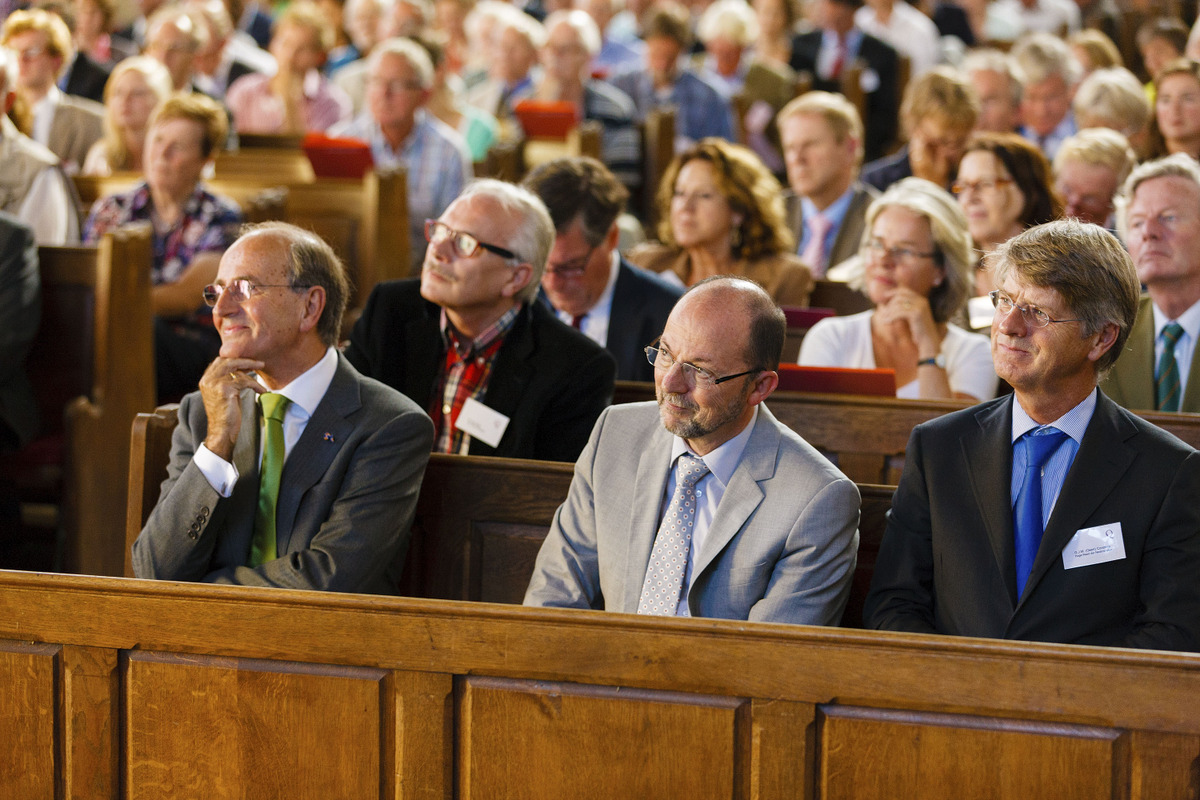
top-left (1019, 394), bottom-right (1135, 604)
top-left (406, 300), bottom-right (444, 410)
top-left (621, 423), bottom-right (675, 612)
top-left (476, 305), bottom-right (536, 447)
top-left (274, 357), bottom-right (360, 554)
top-left (962, 398), bottom-right (1019, 609)
top-left (1107, 298), bottom-right (1155, 410)
top-left (227, 389), bottom-right (261, 561)
top-left (690, 408), bottom-right (776, 582)
top-left (1184, 331), bottom-right (1200, 412)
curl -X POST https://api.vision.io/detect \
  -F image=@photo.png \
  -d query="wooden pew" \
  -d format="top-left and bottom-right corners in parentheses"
top-left (0, 227), bottom-right (156, 577)
top-left (639, 107), bottom-right (675, 230)
top-left (2, 569), bottom-right (1198, 798)
top-left (73, 168), bottom-right (410, 310)
top-left (125, 409), bottom-right (893, 626)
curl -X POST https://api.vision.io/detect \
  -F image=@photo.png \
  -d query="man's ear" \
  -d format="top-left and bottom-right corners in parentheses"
top-left (502, 261), bottom-right (534, 299)
top-left (1087, 321), bottom-right (1119, 364)
top-left (298, 285), bottom-right (327, 334)
top-left (747, 370), bottom-right (779, 406)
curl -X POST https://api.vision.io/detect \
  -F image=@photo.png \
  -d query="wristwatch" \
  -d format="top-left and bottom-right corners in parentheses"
top-left (917, 354), bottom-right (946, 369)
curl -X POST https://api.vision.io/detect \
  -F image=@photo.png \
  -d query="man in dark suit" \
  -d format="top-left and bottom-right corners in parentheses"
top-left (345, 179), bottom-right (616, 462)
top-left (59, 50), bottom-right (110, 103)
top-left (778, 91), bottom-right (877, 277)
top-left (789, 0), bottom-right (899, 162)
top-left (133, 223), bottom-right (435, 593)
top-left (865, 219), bottom-right (1200, 651)
top-left (0, 212), bottom-right (39, 453)
top-left (523, 157), bottom-right (682, 383)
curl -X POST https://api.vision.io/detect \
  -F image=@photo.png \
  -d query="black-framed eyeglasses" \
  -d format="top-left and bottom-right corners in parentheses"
top-left (544, 246), bottom-right (597, 277)
top-left (644, 345), bottom-right (762, 386)
top-left (202, 279), bottom-right (310, 307)
top-left (989, 290), bottom-right (1084, 328)
top-left (424, 219), bottom-right (516, 260)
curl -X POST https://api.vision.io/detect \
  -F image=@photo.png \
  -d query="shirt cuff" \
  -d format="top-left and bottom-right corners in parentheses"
top-left (194, 443), bottom-right (240, 497)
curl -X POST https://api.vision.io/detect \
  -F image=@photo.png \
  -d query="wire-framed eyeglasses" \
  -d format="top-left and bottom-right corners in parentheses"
top-left (202, 279), bottom-right (309, 307)
top-left (989, 290), bottom-right (1084, 328)
top-left (644, 345), bottom-right (762, 385)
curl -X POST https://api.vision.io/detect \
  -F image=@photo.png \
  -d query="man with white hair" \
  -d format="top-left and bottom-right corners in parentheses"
top-left (332, 37), bottom-right (471, 274)
top-left (345, 179), bottom-right (616, 461)
top-left (464, 6), bottom-right (543, 120)
top-left (1011, 32), bottom-right (1081, 160)
top-left (964, 48), bottom-right (1022, 134)
top-left (185, 0), bottom-right (276, 100)
top-left (145, 4), bottom-right (211, 93)
top-left (1103, 154), bottom-right (1200, 413)
top-left (0, 48), bottom-right (79, 245)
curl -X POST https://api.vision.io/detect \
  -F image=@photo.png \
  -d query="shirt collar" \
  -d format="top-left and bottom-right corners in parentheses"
top-left (257, 346), bottom-right (339, 420)
top-left (1151, 296), bottom-right (1200, 341)
top-left (1011, 387), bottom-right (1096, 446)
top-left (801, 185), bottom-right (856, 228)
top-left (670, 405), bottom-right (759, 488)
top-left (439, 303), bottom-right (522, 357)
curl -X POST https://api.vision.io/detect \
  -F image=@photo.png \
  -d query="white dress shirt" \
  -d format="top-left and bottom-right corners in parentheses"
top-left (553, 251), bottom-right (621, 347)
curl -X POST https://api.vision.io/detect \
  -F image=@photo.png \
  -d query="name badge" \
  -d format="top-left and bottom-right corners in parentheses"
top-left (1062, 522), bottom-right (1127, 570)
top-left (456, 397), bottom-right (510, 448)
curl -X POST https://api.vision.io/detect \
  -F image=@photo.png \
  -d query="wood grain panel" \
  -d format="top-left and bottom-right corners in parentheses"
top-left (0, 641), bottom-right (59, 800)
top-left (393, 671), bottom-right (454, 800)
top-left (458, 676), bottom-right (746, 799)
top-left (61, 645), bottom-right (119, 799)
top-left (476, 521), bottom-right (557, 604)
top-left (1128, 730), bottom-right (1200, 800)
top-left (749, 699), bottom-right (817, 800)
top-left (125, 651), bottom-right (387, 799)
top-left (818, 705), bottom-right (1127, 799)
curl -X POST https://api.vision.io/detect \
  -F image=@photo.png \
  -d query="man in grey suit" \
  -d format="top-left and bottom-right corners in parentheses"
top-left (133, 223), bottom-right (435, 593)
top-left (524, 277), bottom-right (861, 624)
top-left (778, 91), bottom-right (878, 278)
top-left (523, 156), bottom-right (682, 382)
top-left (1102, 154), bottom-right (1200, 412)
top-left (866, 220), bottom-right (1200, 650)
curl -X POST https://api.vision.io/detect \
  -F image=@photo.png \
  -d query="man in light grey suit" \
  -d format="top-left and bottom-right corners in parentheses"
top-left (524, 277), bottom-right (861, 624)
top-left (133, 222), bottom-right (434, 593)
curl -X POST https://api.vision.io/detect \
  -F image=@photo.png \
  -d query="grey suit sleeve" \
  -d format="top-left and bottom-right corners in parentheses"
top-left (202, 407), bottom-right (434, 592)
top-left (1124, 450), bottom-right (1200, 652)
top-left (524, 409), bottom-right (609, 609)
top-left (862, 425), bottom-right (940, 634)
top-left (748, 476), bottom-right (861, 626)
top-left (132, 396), bottom-right (229, 581)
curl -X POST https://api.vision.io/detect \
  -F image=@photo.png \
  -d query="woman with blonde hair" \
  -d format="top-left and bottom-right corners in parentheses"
top-left (627, 137), bottom-right (813, 306)
top-left (82, 56), bottom-right (174, 175)
top-left (800, 177), bottom-right (996, 401)
top-left (1152, 57), bottom-right (1200, 160)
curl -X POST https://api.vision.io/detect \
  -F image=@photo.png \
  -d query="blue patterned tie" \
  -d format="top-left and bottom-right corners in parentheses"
top-left (1013, 427), bottom-right (1068, 597)
top-left (1156, 322), bottom-right (1185, 412)
top-left (637, 454), bottom-right (711, 616)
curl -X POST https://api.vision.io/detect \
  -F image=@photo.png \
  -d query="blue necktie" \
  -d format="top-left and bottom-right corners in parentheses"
top-left (1013, 427), bottom-right (1068, 597)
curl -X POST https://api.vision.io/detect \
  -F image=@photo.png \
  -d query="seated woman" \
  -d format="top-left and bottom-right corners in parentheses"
top-left (83, 94), bottom-right (244, 402)
top-left (627, 137), bottom-right (813, 307)
top-left (1151, 58), bottom-right (1200, 161)
top-left (82, 56), bottom-right (174, 176)
top-left (226, 0), bottom-right (353, 134)
top-left (953, 132), bottom-right (1061, 296)
top-left (800, 177), bottom-right (997, 402)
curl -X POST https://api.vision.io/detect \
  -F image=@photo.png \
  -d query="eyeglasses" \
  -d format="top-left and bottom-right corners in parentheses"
top-left (989, 290), bottom-right (1084, 328)
top-left (644, 345), bottom-right (761, 386)
top-left (16, 45), bottom-right (48, 61)
top-left (544, 246), bottom-right (597, 277)
top-left (863, 238), bottom-right (937, 265)
top-left (424, 219), bottom-right (516, 260)
top-left (951, 178), bottom-right (1013, 196)
top-left (202, 279), bottom-right (309, 307)
top-left (366, 77), bottom-right (424, 95)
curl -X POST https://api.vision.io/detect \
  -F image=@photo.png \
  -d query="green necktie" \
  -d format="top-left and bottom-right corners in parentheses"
top-left (250, 392), bottom-right (291, 567)
top-left (1156, 323), bottom-right (1185, 413)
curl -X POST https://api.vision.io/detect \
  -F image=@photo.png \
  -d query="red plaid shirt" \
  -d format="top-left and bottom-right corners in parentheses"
top-left (431, 306), bottom-right (520, 453)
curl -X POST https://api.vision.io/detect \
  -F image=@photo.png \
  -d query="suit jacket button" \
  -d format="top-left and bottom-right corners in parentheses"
top-left (188, 531), bottom-right (198, 540)
top-left (200, 506), bottom-right (210, 517)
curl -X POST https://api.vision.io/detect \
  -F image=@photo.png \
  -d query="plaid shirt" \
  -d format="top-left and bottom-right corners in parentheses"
top-left (431, 305), bottom-right (521, 454)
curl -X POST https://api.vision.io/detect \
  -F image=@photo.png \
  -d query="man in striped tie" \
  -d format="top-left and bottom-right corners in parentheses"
top-left (133, 222), bottom-right (434, 593)
top-left (866, 219), bottom-right (1200, 651)
top-left (1101, 154), bottom-right (1200, 413)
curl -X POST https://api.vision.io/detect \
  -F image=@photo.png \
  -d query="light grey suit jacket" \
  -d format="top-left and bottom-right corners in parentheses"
top-left (47, 95), bottom-right (104, 173)
top-left (1101, 296), bottom-right (1200, 413)
top-left (524, 401), bottom-right (861, 624)
top-left (132, 354), bottom-right (435, 594)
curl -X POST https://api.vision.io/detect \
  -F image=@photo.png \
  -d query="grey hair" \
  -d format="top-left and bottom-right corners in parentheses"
top-left (543, 9), bottom-right (602, 57)
top-left (368, 36), bottom-right (435, 89)
top-left (1116, 153), bottom-right (1200, 243)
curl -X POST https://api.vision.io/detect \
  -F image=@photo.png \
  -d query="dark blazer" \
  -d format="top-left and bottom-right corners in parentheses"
top-left (789, 29), bottom-right (899, 162)
top-left (864, 391), bottom-right (1200, 651)
top-left (0, 212), bottom-right (39, 449)
top-left (59, 52), bottom-right (110, 103)
top-left (785, 182), bottom-right (878, 272)
top-left (132, 354), bottom-right (435, 594)
top-left (1100, 296), bottom-right (1200, 413)
top-left (344, 279), bottom-right (617, 462)
top-left (861, 145), bottom-right (957, 193)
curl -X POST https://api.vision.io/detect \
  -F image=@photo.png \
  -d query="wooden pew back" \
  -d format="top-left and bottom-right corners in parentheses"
top-left (3, 569), bottom-right (1198, 799)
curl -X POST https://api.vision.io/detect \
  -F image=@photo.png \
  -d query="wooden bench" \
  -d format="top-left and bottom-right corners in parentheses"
top-left (124, 407), bottom-right (893, 626)
top-left (0, 227), bottom-right (156, 578)
top-left (2, 569), bottom-right (1198, 798)
top-left (74, 168), bottom-right (410, 311)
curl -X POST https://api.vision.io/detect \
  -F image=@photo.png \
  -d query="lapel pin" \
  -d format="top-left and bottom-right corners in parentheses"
top-left (323, 432), bottom-right (335, 443)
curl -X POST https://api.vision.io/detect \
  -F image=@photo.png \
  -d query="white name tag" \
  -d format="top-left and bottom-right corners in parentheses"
top-left (1062, 522), bottom-right (1127, 570)
top-left (456, 397), bottom-right (510, 448)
